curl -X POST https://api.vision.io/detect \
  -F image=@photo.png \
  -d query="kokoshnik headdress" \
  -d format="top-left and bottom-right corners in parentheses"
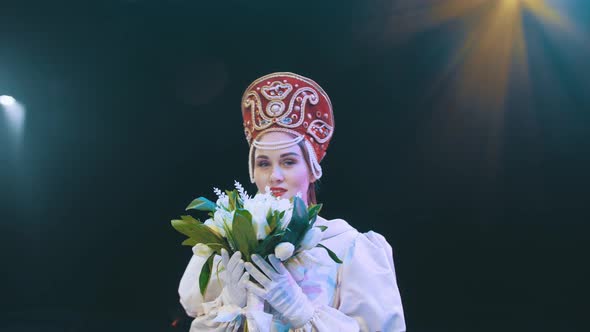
top-left (241, 72), bottom-right (335, 183)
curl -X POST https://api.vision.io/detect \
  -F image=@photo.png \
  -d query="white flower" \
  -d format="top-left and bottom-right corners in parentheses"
top-left (192, 243), bottom-right (213, 257)
top-left (243, 194), bottom-right (271, 240)
top-left (234, 180), bottom-right (249, 201)
top-left (212, 209), bottom-right (235, 236)
top-left (300, 227), bottom-right (323, 250)
top-left (204, 218), bottom-right (226, 237)
top-left (271, 197), bottom-right (291, 213)
top-left (214, 209), bottom-right (234, 224)
top-left (268, 197), bottom-right (293, 229)
top-left (213, 187), bottom-right (225, 199)
top-left (216, 195), bottom-right (230, 210)
top-left (274, 242), bottom-right (295, 261)
top-left (280, 209), bottom-right (293, 228)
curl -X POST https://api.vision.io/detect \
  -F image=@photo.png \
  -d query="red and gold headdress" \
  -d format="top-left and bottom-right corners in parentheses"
top-left (241, 72), bottom-right (335, 183)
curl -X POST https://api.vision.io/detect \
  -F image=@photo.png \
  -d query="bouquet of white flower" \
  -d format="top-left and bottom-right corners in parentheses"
top-left (171, 181), bottom-right (341, 296)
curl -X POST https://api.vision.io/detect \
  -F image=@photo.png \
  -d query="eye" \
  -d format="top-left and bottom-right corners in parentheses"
top-left (256, 160), bottom-right (270, 168)
top-left (282, 159), bottom-right (297, 166)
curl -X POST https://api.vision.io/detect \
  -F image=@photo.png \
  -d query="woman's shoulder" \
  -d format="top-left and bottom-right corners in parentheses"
top-left (315, 216), bottom-right (394, 255)
top-left (315, 215), bottom-right (357, 238)
top-left (315, 216), bottom-right (390, 242)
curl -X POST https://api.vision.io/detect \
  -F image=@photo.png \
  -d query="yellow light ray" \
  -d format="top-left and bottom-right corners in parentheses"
top-left (522, 0), bottom-right (566, 27)
top-left (373, 0), bottom-right (574, 174)
top-left (378, 0), bottom-right (570, 108)
top-left (428, 0), bottom-right (490, 25)
top-left (452, 0), bottom-right (525, 109)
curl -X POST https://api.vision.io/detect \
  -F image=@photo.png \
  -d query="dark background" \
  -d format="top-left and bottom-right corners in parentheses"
top-left (1, 0), bottom-right (589, 331)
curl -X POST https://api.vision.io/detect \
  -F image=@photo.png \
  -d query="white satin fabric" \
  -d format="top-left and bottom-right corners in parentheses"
top-left (178, 216), bottom-right (406, 332)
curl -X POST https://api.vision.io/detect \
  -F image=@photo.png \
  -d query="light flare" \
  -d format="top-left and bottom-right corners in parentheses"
top-left (369, 0), bottom-right (581, 174)
top-left (379, 0), bottom-right (573, 108)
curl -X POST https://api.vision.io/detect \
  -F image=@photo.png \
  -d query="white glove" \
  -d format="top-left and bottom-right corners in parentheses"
top-left (245, 254), bottom-right (315, 328)
top-left (220, 249), bottom-right (249, 307)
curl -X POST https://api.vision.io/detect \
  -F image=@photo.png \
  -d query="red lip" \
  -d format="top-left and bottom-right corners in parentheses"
top-left (270, 187), bottom-right (287, 196)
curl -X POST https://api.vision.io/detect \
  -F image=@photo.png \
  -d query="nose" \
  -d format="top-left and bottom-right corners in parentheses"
top-left (270, 165), bottom-right (284, 183)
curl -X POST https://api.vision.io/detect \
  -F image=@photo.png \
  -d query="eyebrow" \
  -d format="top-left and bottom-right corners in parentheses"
top-left (256, 152), bottom-right (301, 159)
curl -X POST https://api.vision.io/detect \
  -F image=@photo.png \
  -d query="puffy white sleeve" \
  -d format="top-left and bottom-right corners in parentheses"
top-left (295, 231), bottom-right (406, 332)
top-left (178, 254), bottom-right (242, 331)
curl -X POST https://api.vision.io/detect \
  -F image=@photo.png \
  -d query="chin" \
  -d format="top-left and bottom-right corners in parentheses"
top-left (277, 192), bottom-right (291, 199)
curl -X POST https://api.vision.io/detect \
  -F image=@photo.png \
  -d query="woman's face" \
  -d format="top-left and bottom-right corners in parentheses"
top-left (253, 132), bottom-right (314, 204)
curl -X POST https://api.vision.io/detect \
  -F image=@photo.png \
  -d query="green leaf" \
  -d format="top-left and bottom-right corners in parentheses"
top-left (231, 209), bottom-right (258, 261)
top-left (204, 243), bottom-right (225, 255)
top-left (267, 210), bottom-right (282, 232)
top-left (317, 243), bottom-right (343, 264)
top-left (236, 195), bottom-right (244, 209)
top-left (266, 209), bottom-right (275, 230)
top-left (226, 190), bottom-right (238, 211)
top-left (282, 196), bottom-right (310, 246)
top-left (307, 204), bottom-right (322, 227)
top-left (186, 197), bottom-right (217, 212)
top-left (215, 259), bottom-right (223, 287)
top-left (180, 215), bottom-right (201, 224)
top-left (254, 232), bottom-right (285, 258)
top-left (275, 210), bottom-right (287, 230)
top-left (199, 254), bottom-right (216, 296)
top-left (171, 218), bottom-right (224, 245)
top-left (307, 203), bottom-right (323, 222)
top-left (317, 225), bottom-right (328, 232)
top-left (181, 238), bottom-right (198, 246)
top-left (221, 221), bottom-right (237, 252)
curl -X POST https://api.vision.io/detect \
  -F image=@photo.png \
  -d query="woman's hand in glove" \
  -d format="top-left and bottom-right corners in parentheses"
top-left (244, 254), bottom-right (315, 328)
top-left (220, 249), bottom-right (249, 307)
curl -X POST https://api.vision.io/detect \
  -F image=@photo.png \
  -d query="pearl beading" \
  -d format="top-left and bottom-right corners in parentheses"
top-left (243, 87), bottom-right (319, 132)
top-left (253, 135), bottom-right (304, 150)
top-left (304, 139), bottom-right (323, 180)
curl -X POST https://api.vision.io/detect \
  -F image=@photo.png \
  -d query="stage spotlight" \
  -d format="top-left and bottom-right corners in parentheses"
top-left (0, 95), bottom-right (16, 107)
top-left (1, 95), bottom-right (26, 143)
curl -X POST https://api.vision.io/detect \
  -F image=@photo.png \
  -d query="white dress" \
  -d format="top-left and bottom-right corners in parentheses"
top-left (178, 216), bottom-right (406, 332)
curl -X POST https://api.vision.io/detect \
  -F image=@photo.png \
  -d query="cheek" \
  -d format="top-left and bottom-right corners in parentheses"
top-left (287, 165), bottom-right (311, 188)
top-left (253, 170), bottom-right (266, 190)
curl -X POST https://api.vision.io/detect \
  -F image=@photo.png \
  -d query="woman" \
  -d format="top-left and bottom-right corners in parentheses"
top-left (178, 72), bottom-right (406, 331)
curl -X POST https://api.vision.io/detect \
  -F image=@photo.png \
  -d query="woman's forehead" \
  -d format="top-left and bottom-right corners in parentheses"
top-left (255, 144), bottom-right (302, 158)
